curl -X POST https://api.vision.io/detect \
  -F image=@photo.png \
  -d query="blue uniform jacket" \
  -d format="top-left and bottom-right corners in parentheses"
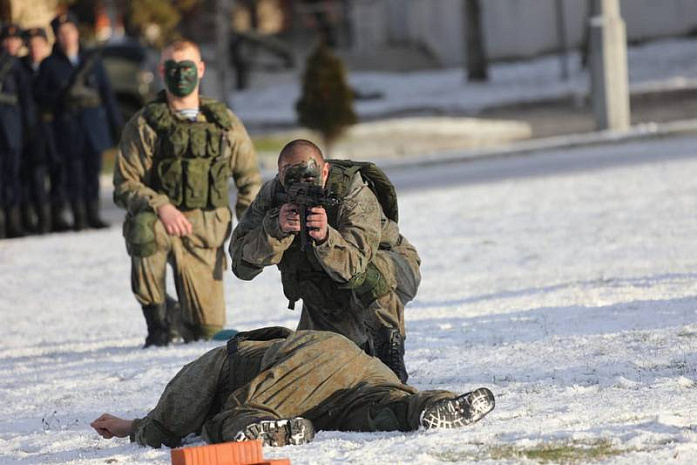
top-left (0, 52), bottom-right (35, 154)
top-left (34, 46), bottom-right (122, 156)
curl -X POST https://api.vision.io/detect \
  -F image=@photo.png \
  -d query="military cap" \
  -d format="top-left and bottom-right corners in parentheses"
top-left (23, 27), bottom-right (49, 42)
top-left (50, 12), bottom-right (79, 35)
top-left (0, 23), bottom-right (23, 40)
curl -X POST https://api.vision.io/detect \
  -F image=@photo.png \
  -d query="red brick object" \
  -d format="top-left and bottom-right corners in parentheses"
top-left (171, 440), bottom-right (264, 465)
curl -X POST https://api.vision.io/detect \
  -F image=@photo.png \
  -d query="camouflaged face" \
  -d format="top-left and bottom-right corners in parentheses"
top-left (281, 159), bottom-right (322, 187)
top-left (164, 59), bottom-right (198, 97)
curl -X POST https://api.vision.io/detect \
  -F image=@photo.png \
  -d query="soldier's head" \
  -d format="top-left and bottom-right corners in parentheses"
top-left (24, 28), bottom-right (50, 64)
top-left (1, 24), bottom-right (24, 56)
top-left (51, 12), bottom-right (80, 56)
top-left (277, 139), bottom-right (329, 188)
top-left (160, 39), bottom-right (205, 99)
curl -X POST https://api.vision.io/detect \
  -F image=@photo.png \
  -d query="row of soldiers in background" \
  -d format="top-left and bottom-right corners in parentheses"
top-left (0, 13), bottom-right (121, 239)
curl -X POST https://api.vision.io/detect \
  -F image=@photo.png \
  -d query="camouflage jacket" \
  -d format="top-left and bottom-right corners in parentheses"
top-left (229, 171), bottom-right (403, 344)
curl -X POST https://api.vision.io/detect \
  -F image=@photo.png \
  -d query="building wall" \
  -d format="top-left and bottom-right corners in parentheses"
top-left (352, 0), bottom-right (697, 67)
top-left (9, 0), bottom-right (58, 29)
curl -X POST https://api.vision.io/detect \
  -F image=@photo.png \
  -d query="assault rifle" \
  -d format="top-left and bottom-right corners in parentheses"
top-left (275, 182), bottom-right (340, 251)
top-left (60, 48), bottom-right (104, 111)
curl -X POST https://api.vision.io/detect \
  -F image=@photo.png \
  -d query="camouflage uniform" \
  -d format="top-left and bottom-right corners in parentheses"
top-left (113, 94), bottom-right (261, 340)
top-left (229, 169), bottom-right (421, 381)
top-left (131, 330), bottom-right (453, 448)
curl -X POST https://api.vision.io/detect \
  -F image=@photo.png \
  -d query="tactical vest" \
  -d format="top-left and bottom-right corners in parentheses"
top-left (279, 160), bottom-right (397, 310)
top-left (144, 96), bottom-right (233, 211)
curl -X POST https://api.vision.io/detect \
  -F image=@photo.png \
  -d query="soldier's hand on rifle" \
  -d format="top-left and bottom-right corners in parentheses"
top-left (279, 203), bottom-right (301, 233)
top-left (157, 204), bottom-right (193, 237)
top-left (307, 206), bottom-right (328, 243)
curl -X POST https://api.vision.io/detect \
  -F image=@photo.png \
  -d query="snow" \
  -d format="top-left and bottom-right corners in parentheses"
top-left (230, 36), bottom-right (697, 128)
top-left (2, 136), bottom-right (697, 464)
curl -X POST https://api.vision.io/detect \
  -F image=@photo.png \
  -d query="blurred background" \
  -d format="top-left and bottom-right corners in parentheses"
top-left (5, 0), bottom-right (697, 168)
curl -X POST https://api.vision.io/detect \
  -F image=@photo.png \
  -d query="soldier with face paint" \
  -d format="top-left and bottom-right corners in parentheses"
top-left (230, 140), bottom-right (422, 382)
top-left (113, 39), bottom-right (261, 347)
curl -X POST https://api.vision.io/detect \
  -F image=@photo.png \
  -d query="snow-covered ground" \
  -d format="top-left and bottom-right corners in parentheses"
top-left (231, 36), bottom-right (697, 128)
top-left (2, 137), bottom-right (697, 464)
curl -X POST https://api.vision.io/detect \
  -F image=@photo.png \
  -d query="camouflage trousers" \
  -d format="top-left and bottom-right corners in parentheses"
top-left (131, 330), bottom-right (453, 448)
top-left (130, 208), bottom-right (231, 335)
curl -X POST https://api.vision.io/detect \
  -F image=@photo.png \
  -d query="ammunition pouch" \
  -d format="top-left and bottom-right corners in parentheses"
top-left (342, 261), bottom-right (392, 307)
top-left (123, 211), bottom-right (158, 257)
top-left (155, 154), bottom-right (230, 211)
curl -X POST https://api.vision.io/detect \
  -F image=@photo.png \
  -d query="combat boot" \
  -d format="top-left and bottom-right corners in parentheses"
top-left (6, 207), bottom-right (25, 238)
top-left (21, 204), bottom-right (37, 234)
top-left (142, 303), bottom-right (170, 348)
top-left (51, 203), bottom-right (72, 232)
top-left (419, 388), bottom-right (495, 429)
top-left (233, 417), bottom-right (315, 447)
top-left (71, 200), bottom-right (87, 231)
top-left (37, 203), bottom-right (52, 234)
top-left (86, 200), bottom-right (109, 229)
top-left (376, 327), bottom-right (409, 383)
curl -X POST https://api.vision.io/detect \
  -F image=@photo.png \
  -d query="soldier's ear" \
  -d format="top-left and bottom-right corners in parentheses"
top-left (321, 161), bottom-right (330, 186)
top-left (197, 60), bottom-right (205, 79)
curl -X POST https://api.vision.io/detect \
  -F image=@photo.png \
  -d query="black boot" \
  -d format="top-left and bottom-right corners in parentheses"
top-left (6, 207), bottom-right (25, 238)
top-left (0, 209), bottom-right (6, 239)
top-left (71, 200), bottom-right (87, 231)
top-left (376, 328), bottom-right (409, 383)
top-left (142, 303), bottom-right (170, 348)
top-left (86, 200), bottom-right (109, 229)
top-left (21, 204), bottom-right (37, 234)
top-left (51, 203), bottom-right (72, 232)
top-left (37, 203), bottom-right (51, 234)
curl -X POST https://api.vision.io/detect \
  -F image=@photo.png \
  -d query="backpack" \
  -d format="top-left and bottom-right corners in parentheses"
top-left (326, 159), bottom-right (399, 222)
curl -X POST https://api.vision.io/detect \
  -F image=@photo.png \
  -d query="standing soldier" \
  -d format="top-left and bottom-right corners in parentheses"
top-left (0, 23), bottom-right (34, 238)
top-left (19, 27), bottom-right (56, 234)
top-left (35, 13), bottom-right (121, 231)
top-left (113, 39), bottom-right (261, 347)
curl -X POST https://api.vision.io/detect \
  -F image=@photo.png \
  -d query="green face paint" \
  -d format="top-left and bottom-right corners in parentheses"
top-left (282, 159), bottom-right (322, 187)
top-left (164, 59), bottom-right (199, 97)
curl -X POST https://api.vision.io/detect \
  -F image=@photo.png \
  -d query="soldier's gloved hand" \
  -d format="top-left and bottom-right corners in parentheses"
top-left (306, 206), bottom-right (328, 244)
top-left (279, 203), bottom-right (301, 233)
top-left (157, 204), bottom-right (193, 237)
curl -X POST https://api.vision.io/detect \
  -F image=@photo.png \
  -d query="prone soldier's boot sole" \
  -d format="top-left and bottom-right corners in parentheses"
top-left (420, 387), bottom-right (495, 429)
top-left (234, 417), bottom-right (315, 447)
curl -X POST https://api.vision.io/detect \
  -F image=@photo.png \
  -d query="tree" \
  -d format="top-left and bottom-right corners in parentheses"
top-left (296, 43), bottom-right (357, 154)
top-left (464, 0), bottom-right (488, 81)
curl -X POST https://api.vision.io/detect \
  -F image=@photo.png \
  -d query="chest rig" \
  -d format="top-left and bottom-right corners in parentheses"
top-left (144, 96), bottom-right (233, 210)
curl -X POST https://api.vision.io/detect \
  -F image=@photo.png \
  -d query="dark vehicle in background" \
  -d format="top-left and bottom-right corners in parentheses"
top-left (100, 39), bottom-right (161, 124)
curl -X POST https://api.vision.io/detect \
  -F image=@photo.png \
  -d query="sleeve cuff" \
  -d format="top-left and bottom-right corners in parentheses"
top-left (262, 207), bottom-right (292, 241)
top-left (313, 226), bottom-right (339, 258)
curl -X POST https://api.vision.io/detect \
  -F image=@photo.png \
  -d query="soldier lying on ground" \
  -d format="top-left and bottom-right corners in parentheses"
top-left (91, 328), bottom-right (495, 447)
